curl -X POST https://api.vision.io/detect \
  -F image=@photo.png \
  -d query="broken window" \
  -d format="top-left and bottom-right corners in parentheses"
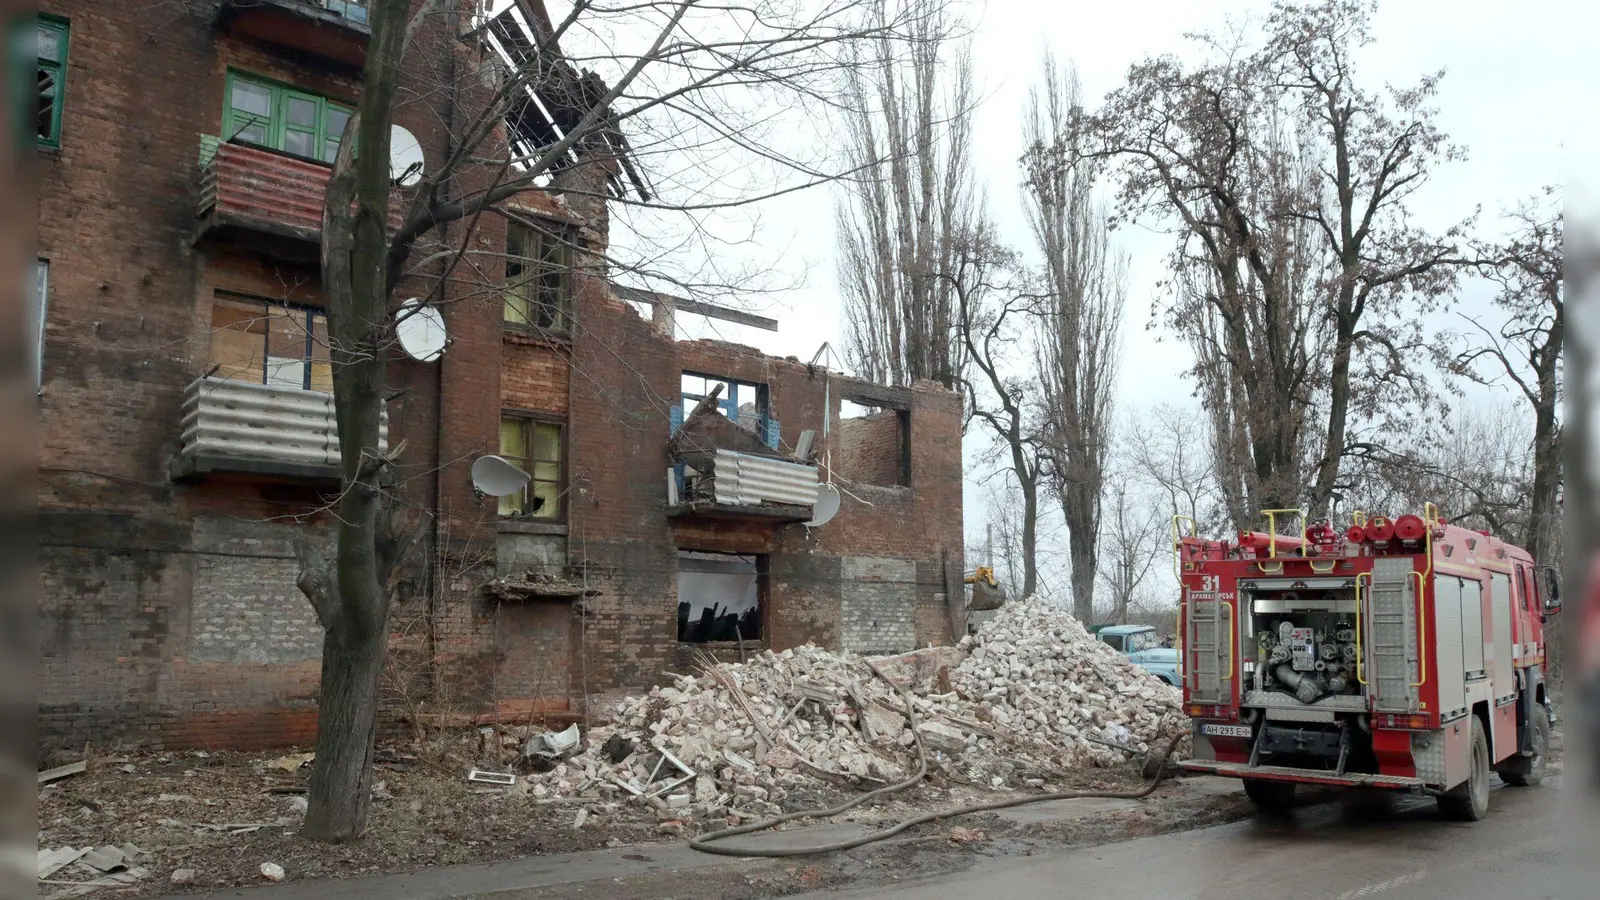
top-left (504, 219), bottom-right (574, 334)
top-left (499, 415), bottom-right (565, 519)
top-left (835, 401), bottom-right (909, 486)
top-left (208, 294), bottom-right (331, 392)
top-left (36, 17), bottom-right (67, 147)
top-left (679, 372), bottom-right (770, 438)
top-left (676, 551), bottom-right (761, 643)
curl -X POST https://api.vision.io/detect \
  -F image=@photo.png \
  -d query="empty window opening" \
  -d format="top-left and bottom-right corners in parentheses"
top-left (680, 373), bottom-right (770, 438)
top-left (677, 551), bottom-right (762, 643)
top-left (835, 401), bottom-right (909, 487)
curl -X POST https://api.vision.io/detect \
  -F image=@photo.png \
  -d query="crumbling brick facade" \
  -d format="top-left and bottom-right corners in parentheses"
top-left (36, 0), bottom-right (964, 753)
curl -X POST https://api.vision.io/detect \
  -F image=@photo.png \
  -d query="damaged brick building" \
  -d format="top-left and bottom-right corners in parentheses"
top-left (35, 0), bottom-right (965, 752)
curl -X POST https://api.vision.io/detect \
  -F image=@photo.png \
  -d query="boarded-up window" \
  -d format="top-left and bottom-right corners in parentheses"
top-left (677, 552), bottom-right (761, 643)
top-left (209, 295), bottom-right (328, 391)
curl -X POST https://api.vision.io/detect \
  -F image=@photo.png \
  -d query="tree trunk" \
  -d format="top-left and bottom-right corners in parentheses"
top-left (1066, 514), bottom-right (1095, 624)
top-left (300, 0), bottom-right (407, 843)
top-left (1013, 442), bottom-right (1039, 600)
top-left (303, 606), bottom-right (389, 841)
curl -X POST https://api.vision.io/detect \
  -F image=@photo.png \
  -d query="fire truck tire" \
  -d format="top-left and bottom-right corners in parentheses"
top-left (1242, 779), bottom-right (1296, 812)
top-left (1437, 717), bottom-right (1490, 821)
top-left (1497, 711), bottom-right (1549, 787)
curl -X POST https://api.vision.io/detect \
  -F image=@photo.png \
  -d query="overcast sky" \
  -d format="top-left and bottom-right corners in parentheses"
top-left (537, 0), bottom-right (1595, 595)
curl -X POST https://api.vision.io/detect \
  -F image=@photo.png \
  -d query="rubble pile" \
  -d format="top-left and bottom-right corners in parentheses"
top-left (519, 597), bottom-right (1185, 819)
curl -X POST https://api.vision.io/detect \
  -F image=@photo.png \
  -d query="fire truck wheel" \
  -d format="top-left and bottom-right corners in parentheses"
top-left (1497, 710), bottom-right (1549, 787)
top-left (1243, 778), bottom-right (1296, 813)
top-left (1437, 717), bottom-right (1490, 822)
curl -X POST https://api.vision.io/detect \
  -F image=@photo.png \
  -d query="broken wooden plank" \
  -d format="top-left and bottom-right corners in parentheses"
top-left (37, 760), bottom-right (86, 785)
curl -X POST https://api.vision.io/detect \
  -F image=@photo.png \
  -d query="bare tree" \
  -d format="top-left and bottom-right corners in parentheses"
top-left (1126, 403), bottom-right (1225, 532)
top-left (1021, 52), bottom-right (1125, 623)
top-left (1097, 470), bottom-right (1165, 625)
top-left (302, 0), bottom-right (940, 842)
top-left (1446, 189), bottom-right (1564, 562)
top-left (1080, 0), bottom-right (1469, 527)
top-left (837, 0), bottom-right (975, 388)
top-left (951, 223), bottom-right (1047, 598)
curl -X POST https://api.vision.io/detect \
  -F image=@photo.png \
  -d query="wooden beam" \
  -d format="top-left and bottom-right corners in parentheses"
top-left (612, 284), bottom-right (779, 332)
top-left (834, 377), bottom-right (913, 410)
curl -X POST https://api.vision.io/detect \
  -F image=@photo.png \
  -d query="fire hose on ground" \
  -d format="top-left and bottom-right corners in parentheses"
top-left (687, 659), bottom-right (1188, 858)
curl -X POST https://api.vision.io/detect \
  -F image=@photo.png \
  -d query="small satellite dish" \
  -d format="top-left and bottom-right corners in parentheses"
top-left (804, 483), bottom-right (841, 527)
top-left (471, 455), bottom-right (531, 497)
top-left (396, 298), bottom-right (446, 362)
top-left (391, 125), bottom-right (424, 187)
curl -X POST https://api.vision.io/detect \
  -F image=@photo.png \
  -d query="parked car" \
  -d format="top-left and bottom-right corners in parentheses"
top-left (1091, 624), bottom-right (1179, 686)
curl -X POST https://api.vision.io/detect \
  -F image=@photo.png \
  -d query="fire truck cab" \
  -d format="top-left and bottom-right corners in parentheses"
top-left (1177, 508), bottom-right (1561, 820)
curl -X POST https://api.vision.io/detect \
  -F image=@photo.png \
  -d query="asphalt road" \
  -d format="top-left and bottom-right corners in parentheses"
top-left (798, 775), bottom-right (1593, 900)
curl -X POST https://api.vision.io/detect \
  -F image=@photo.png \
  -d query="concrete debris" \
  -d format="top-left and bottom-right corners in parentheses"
top-left (38, 760), bottom-right (87, 785)
top-left (947, 826), bottom-right (986, 844)
top-left (38, 847), bottom-right (90, 879)
top-left (517, 596), bottom-right (1185, 807)
top-left (260, 862), bottom-right (285, 882)
top-left (266, 753), bottom-right (314, 773)
top-left (170, 868), bottom-right (197, 885)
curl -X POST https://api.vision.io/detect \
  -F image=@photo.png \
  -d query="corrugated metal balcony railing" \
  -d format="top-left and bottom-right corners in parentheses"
top-left (197, 141), bottom-right (405, 246)
top-left (670, 449), bottom-right (818, 522)
top-left (177, 376), bottom-right (387, 479)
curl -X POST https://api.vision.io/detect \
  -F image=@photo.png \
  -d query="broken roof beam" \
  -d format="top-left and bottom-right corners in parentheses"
top-left (835, 377), bottom-right (913, 410)
top-left (612, 284), bottom-right (779, 333)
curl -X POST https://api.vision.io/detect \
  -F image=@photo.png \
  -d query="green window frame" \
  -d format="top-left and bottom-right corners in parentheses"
top-left (223, 71), bottom-right (353, 164)
top-left (36, 16), bottom-right (68, 148)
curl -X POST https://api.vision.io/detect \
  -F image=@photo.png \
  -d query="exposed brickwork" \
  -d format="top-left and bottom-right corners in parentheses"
top-left (38, 0), bottom-right (964, 752)
top-left (837, 411), bottom-right (907, 486)
top-left (502, 340), bottom-right (570, 415)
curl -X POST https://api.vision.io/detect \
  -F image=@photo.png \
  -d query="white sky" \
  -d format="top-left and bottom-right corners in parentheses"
top-left (532, 0), bottom-right (1596, 597)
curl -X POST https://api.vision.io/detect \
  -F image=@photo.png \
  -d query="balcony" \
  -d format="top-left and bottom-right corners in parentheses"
top-left (216, 1), bottom-right (371, 70)
top-left (668, 449), bottom-right (819, 523)
top-left (174, 376), bottom-right (388, 481)
top-left (196, 141), bottom-right (405, 254)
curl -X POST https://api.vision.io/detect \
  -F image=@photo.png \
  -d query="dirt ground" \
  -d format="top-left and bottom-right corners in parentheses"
top-left (37, 741), bottom-right (1170, 898)
top-left (38, 743), bottom-right (671, 897)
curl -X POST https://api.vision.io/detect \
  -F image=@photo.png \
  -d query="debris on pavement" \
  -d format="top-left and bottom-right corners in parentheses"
top-left (38, 760), bottom-right (87, 785)
top-left (266, 753), bottom-right (314, 773)
top-left (519, 597), bottom-right (1186, 812)
top-left (947, 826), bottom-right (986, 845)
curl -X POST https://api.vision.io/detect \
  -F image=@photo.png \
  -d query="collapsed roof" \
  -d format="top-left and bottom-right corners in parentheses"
top-left (485, 0), bottom-right (650, 202)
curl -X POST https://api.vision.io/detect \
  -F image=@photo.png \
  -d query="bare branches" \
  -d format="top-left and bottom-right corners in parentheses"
top-left (1021, 53), bottom-right (1125, 620)
top-left (837, 0), bottom-right (975, 389)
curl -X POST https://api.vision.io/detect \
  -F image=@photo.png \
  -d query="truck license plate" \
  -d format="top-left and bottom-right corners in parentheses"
top-left (1200, 723), bottom-right (1252, 738)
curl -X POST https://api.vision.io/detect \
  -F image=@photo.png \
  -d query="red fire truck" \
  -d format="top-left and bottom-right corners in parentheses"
top-left (1176, 507), bottom-right (1562, 820)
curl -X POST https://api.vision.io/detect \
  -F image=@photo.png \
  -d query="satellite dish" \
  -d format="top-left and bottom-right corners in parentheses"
top-left (471, 455), bottom-right (531, 497)
top-left (804, 483), bottom-right (841, 527)
top-left (391, 125), bottom-right (424, 187)
top-left (396, 298), bottom-right (446, 362)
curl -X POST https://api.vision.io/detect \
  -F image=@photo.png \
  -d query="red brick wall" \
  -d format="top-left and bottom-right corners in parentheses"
top-left (836, 410), bottom-right (907, 486)
top-left (502, 341), bottom-right (570, 414)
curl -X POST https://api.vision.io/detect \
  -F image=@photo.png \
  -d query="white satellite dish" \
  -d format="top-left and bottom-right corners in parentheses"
top-left (804, 483), bottom-right (841, 527)
top-left (391, 125), bottom-right (424, 187)
top-left (471, 455), bottom-right (531, 497)
top-left (396, 298), bottom-right (446, 362)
